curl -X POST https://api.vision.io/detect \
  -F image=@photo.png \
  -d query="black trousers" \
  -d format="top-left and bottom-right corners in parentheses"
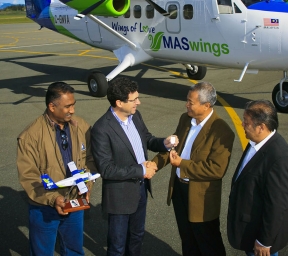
top-left (172, 178), bottom-right (226, 256)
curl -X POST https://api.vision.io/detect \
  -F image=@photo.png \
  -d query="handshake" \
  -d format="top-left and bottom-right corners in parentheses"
top-left (143, 135), bottom-right (179, 179)
top-left (143, 161), bottom-right (158, 179)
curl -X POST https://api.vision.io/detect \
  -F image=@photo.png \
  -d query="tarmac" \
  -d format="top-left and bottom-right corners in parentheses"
top-left (0, 23), bottom-right (288, 255)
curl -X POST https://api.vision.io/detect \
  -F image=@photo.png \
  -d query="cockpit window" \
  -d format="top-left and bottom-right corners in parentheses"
top-left (218, 0), bottom-right (233, 14)
top-left (234, 2), bottom-right (242, 13)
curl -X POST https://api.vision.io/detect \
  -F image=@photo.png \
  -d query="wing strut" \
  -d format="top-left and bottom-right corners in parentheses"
top-left (234, 62), bottom-right (249, 82)
top-left (83, 14), bottom-right (137, 50)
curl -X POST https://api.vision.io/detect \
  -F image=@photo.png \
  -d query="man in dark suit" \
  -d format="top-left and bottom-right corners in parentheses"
top-left (153, 82), bottom-right (235, 256)
top-left (227, 100), bottom-right (288, 256)
top-left (91, 77), bottom-right (178, 256)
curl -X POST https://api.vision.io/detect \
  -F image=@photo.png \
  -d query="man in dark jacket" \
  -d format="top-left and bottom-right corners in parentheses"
top-left (227, 100), bottom-right (288, 256)
top-left (91, 77), bottom-right (178, 256)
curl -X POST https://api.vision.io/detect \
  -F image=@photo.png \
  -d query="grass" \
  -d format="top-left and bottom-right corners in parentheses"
top-left (0, 11), bottom-right (33, 24)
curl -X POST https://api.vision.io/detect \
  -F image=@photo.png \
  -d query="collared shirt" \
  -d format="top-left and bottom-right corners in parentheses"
top-left (110, 107), bottom-right (146, 174)
top-left (235, 129), bottom-right (276, 180)
top-left (55, 123), bottom-right (73, 177)
top-left (177, 109), bottom-right (214, 180)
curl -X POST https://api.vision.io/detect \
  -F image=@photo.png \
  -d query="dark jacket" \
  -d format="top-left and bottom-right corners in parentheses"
top-left (227, 132), bottom-right (288, 254)
top-left (91, 109), bottom-right (167, 214)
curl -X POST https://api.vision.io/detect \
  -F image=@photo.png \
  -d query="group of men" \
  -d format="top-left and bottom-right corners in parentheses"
top-left (17, 78), bottom-right (288, 256)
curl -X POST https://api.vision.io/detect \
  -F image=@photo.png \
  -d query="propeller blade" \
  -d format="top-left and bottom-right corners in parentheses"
top-left (145, 0), bottom-right (170, 16)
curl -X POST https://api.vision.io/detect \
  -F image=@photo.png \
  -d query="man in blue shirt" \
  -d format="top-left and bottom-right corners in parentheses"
top-left (91, 77), bottom-right (178, 256)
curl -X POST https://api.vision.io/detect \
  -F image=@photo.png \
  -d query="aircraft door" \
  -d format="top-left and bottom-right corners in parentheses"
top-left (213, 0), bottom-right (247, 50)
top-left (86, 16), bottom-right (102, 43)
top-left (165, 2), bottom-right (181, 34)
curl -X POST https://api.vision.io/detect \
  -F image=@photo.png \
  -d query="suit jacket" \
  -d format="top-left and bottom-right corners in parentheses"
top-left (91, 109), bottom-right (167, 214)
top-left (153, 111), bottom-right (235, 222)
top-left (227, 132), bottom-right (288, 254)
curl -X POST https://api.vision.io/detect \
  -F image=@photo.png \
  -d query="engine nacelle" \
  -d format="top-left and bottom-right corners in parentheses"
top-left (60, 0), bottom-right (130, 16)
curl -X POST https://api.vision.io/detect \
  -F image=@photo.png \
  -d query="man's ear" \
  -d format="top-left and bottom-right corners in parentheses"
top-left (48, 102), bottom-right (56, 113)
top-left (259, 123), bottom-right (266, 132)
top-left (115, 100), bottom-right (123, 108)
top-left (204, 102), bottom-right (211, 110)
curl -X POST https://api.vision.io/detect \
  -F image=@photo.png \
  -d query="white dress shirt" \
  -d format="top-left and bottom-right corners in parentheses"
top-left (177, 110), bottom-right (214, 181)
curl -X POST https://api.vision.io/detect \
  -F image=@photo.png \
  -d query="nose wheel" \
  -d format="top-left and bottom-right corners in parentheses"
top-left (87, 71), bottom-right (108, 97)
top-left (185, 64), bottom-right (207, 80)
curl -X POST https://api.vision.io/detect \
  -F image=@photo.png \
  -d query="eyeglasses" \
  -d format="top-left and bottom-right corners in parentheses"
top-left (60, 130), bottom-right (68, 150)
top-left (126, 97), bottom-right (140, 103)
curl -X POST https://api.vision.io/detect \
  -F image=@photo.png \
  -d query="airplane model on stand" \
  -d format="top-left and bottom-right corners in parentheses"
top-left (41, 161), bottom-right (101, 194)
top-left (24, 0), bottom-right (288, 112)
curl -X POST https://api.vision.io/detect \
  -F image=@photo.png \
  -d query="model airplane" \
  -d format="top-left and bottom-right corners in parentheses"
top-left (24, 0), bottom-right (288, 112)
top-left (41, 162), bottom-right (101, 194)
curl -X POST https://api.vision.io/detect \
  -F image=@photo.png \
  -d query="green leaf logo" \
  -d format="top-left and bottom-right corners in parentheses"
top-left (143, 26), bottom-right (149, 32)
top-left (149, 32), bottom-right (164, 52)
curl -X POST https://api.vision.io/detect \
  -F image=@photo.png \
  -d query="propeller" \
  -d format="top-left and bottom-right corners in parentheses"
top-left (144, 0), bottom-right (170, 17)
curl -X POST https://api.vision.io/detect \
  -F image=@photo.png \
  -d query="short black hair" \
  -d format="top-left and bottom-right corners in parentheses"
top-left (107, 77), bottom-right (138, 107)
top-left (45, 82), bottom-right (75, 107)
top-left (244, 100), bottom-right (278, 131)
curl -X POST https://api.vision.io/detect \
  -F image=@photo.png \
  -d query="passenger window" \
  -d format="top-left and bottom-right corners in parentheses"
top-left (134, 5), bottom-right (141, 18)
top-left (168, 4), bottom-right (178, 19)
top-left (146, 5), bottom-right (154, 19)
top-left (124, 8), bottom-right (130, 18)
top-left (183, 4), bottom-right (193, 19)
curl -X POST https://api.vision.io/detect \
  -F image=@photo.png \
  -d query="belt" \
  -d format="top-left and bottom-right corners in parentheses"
top-left (178, 178), bottom-right (189, 184)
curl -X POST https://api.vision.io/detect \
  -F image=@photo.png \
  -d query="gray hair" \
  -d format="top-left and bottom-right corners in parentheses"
top-left (189, 82), bottom-right (217, 107)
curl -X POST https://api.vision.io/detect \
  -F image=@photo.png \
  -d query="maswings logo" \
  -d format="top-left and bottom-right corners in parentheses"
top-left (149, 32), bottom-right (230, 57)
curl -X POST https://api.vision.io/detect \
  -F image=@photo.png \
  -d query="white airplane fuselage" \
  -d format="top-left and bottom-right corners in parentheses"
top-left (27, 0), bottom-right (288, 71)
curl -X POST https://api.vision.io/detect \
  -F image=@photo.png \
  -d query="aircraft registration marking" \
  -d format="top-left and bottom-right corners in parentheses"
top-left (54, 15), bottom-right (70, 24)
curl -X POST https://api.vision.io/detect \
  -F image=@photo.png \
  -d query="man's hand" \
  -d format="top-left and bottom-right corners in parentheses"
top-left (254, 240), bottom-right (271, 256)
top-left (143, 161), bottom-right (158, 179)
top-left (54, 195), bottom-right (68, 215)
top-left (169, 150), bottom-right (182, 167)
top-left (164, 135), bottom-right (179, 149)
top-left (85, 190), bottom-right (91, 204)
top-left (78, 186), bottom-right (91, 204)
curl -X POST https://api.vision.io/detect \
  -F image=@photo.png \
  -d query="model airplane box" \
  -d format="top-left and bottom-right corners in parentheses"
top-left (63, 197), bottom-right (90, 213)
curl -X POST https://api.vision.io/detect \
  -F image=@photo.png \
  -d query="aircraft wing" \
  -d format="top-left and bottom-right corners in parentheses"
top-left (68, 162), bottom-right (89, 194)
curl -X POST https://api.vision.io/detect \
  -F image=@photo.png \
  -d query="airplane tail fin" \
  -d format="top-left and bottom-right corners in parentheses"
top-left (41, 173), bottom-right (58, 190)
top-left (24, 0), bottom-right (54, 28)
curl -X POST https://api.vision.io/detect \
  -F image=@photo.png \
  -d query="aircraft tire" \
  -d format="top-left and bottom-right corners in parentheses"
top-left (186, 66), bottom-right (207, 80)
top-left (87, 72), bottom-right (108, 97)
top-left (272, 82), bottom-right (288, 113)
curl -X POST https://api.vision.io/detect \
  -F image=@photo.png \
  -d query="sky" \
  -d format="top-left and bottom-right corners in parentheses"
top-left (0, 0), bottom-right (25, 4)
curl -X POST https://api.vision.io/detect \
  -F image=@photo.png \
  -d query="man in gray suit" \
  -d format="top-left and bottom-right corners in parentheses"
top-left (91, 77), bottom-right (178, 256)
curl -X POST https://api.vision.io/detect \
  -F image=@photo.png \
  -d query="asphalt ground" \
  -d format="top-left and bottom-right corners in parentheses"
top-left (1, 23), bottom-right (288, 256)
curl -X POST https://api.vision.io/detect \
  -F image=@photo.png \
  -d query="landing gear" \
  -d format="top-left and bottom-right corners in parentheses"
top-left (87, 71), bottom-right (108, 97)
top-left (184, 64), bottom-right (207, 80)
top-left (272, 82), bottom-right (288, 113)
